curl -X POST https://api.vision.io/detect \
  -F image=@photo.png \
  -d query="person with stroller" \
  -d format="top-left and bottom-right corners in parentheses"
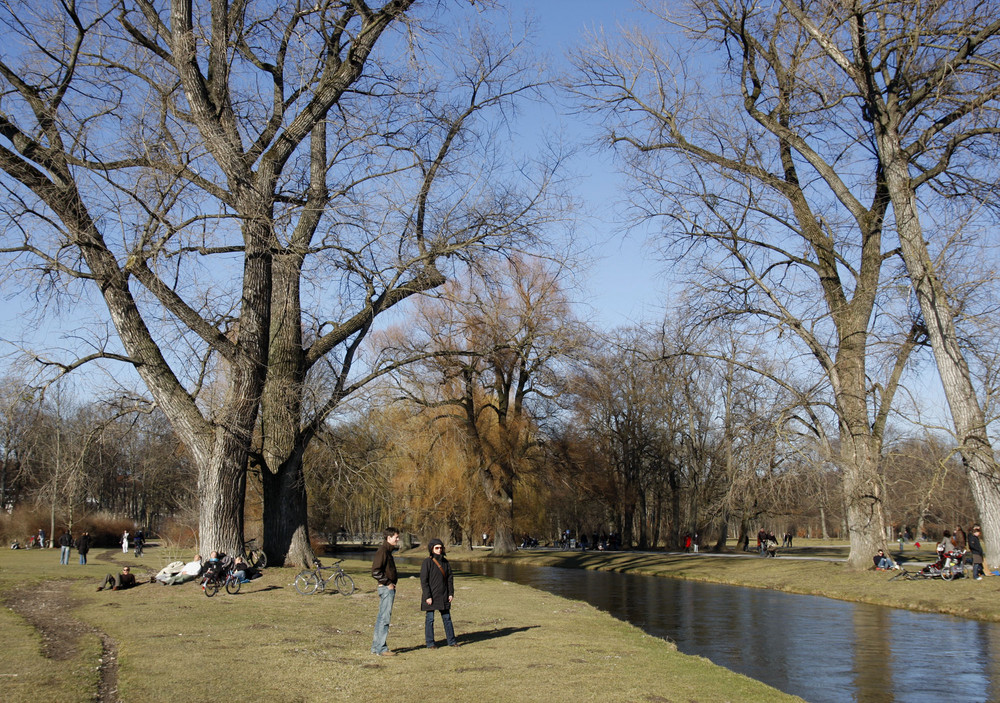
top-left (420, 538), bottom-right (457, 648)
top-left (968, 525), bottom-right (985, 581)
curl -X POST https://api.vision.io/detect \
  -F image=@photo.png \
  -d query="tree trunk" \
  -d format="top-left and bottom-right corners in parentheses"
top-left (261, 458), bottom-right (313, 567)
top-left (490, 486), bottom-right (516, 554)
top-left (259, 250), bottom-right (315, 568)
top-left (881, 142), bottom-right (1000, 571)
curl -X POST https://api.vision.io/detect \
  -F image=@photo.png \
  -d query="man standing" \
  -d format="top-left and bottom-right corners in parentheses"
top-left (58, 530), bottom-right (73, 565)
top-left (370, 527), bottom-right (400, 656)
top-left (968, 525), bottom-right (986, 581)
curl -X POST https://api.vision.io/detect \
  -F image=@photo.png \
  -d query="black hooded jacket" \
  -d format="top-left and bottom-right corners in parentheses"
top-left (419, 538), bottom-right (454, 611)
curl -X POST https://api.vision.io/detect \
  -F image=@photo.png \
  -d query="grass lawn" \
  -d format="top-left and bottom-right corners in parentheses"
top-left (0, 546), bottom-right (798, 703)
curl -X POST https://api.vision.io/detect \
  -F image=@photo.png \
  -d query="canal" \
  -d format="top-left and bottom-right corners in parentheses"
top-left (454, 559), bottom-right (999, 703)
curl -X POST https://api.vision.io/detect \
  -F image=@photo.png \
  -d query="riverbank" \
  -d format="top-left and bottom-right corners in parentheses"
top-left (448, 545), bottom-right (1000, 623)
top-left (0, 547), bottom-right (798, 703)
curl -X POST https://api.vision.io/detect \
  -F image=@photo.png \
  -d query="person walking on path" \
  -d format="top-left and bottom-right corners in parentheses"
top-left (58, 530), bottom-right (73, 564)
top-left (370, 527), bottom-right (400, 656)
top-left (968, 525), bottom-right (986, 580)
top-left (121, 530), bottom-right (129, 554)
top-left (420, 538), bottom-right (457, 648)
top-left (76, 531), bottom-right (91, 565)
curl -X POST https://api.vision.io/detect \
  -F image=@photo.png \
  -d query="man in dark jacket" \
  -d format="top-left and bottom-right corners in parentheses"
top-left (420, 538), bottom-right (457, 648)
top-left (97, 565), bottom-right (137, 591)
top-left (58, 530), bottom-right (73, 565)
top-left (370, 527), bottom-right (400, 656)
top-left (968, 525), bottom-right (986, 580)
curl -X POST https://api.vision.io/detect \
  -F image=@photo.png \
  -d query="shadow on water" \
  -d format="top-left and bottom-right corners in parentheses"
top-left (455, 559), bottom-right (998, 703)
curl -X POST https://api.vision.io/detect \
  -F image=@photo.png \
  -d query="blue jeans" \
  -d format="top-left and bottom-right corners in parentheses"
top-left (371, 585), bottom-right (395, 654)
top-left (425, 609), bottom-right (456, 647)
top-left (60, 546), bottom-right (70, 565)
top-left (79, 552), bottom-right (87, 565)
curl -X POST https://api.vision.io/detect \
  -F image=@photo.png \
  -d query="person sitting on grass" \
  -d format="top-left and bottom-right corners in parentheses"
top-left (97, 565), bottom-right (137, 591)
top-left (231, 555), bottom-right (257, 583)
top-left (873, 550), bottom-right (898, 570)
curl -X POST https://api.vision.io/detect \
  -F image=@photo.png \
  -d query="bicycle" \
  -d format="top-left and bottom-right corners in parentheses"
top-left (294, 558), bottom-right (355, 596)
top-left (134, 540), bottom-right (144, 558)
top-left (201, 564), bottom-right (242, 597)
top-left (242, 538), bottom-right (267, 570)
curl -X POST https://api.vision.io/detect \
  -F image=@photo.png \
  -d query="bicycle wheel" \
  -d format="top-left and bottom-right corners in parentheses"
top-left (205, 579), bottom-right (221, 597)
top-left (251, 549), bottom-right (267, 569)
top-left (226, 576), bottom-right (242, 594)
top-left (334, 572), bottom-right (355, 596)
top-left (294, 571), bottom-right (320, 595)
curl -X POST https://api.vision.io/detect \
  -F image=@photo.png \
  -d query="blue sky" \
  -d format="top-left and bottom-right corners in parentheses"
top-left (519, 0), bottom-right (670, 328)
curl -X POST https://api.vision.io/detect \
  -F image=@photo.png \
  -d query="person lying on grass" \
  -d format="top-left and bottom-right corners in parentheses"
top-left (97, 565), bottom-right (137, 591)
top-left (156, 555), bottom-right (204, 585)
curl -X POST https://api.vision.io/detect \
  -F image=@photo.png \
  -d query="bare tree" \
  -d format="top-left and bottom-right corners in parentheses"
top-left (394, 257), bottom-right (584, 553)
top-left (778, 0), bottom-right (1000, 569)
top-left (0, 0), bottom-right (419, 555)
top-left (570, 0), bottom-right (923, 567)
top-left (255, 20), bottom-right (564, 565)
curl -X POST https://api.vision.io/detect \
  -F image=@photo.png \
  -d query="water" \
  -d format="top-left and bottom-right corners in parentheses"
top-left (454, 559), bottom-right (999, 703)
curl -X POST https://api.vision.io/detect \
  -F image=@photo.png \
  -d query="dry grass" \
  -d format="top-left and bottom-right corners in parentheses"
top-left (0, 546), bottom-right (797, 703)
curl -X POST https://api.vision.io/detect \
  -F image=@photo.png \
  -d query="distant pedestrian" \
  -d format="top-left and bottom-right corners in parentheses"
top-left (76, 532), bottom-right (91, 565)
top-left (37, 528), bottom-right (46, 549)
top-left (953, 526), bottom-right (967, 551)
top-left (121, 530), bottom-right (129, 554)
top-left (420, 538), bottom-right (457, 648)
top-left (370, 527), bottom-right (400, 656)
top-left (58, 530), bottom-right (73, 565)
top-left (968, 525), bottom-right (985, 580)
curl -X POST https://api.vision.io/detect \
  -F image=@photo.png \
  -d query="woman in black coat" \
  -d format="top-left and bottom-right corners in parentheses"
top-left (76, 531), bottom-right (91, 565)
top-left (420, 538), bottom-right (457, 648)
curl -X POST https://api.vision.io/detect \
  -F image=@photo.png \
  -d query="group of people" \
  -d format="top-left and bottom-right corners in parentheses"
top-left (25, 527), bottom-right (149, 565)
top-left (934, 525), bottom-right (986, 580)
top-left (874, 524), bottom-right (987, 580)
top-left (370, 527), bottom-right (458, 656)
top-left (52, 529), bottom-right (92, 564)
top-left (98, 548), bottom-right (262, 594)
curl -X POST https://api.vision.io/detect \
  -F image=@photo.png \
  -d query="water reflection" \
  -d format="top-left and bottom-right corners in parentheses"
top-left (455, 559), bottom-right (997, 703)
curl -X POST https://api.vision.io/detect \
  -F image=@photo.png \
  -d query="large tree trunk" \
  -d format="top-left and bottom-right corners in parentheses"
top-left (261, 458), bottom-right (313, 567)
top-left (881, 143), bottom-right (1000, 571)
top-left (490, 480), bottom-right (516, 554)
top-left (260, 251), bottom-right (314, 568)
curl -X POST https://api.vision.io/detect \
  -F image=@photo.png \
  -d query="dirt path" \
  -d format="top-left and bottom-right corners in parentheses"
top-left (4, 578), bottom-right (120, 703)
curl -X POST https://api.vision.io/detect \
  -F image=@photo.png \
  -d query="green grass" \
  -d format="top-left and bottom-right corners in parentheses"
top-left (0, 547), bottom-right (797, 703)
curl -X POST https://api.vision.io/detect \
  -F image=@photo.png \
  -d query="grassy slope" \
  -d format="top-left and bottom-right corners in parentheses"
top-left (0, 548), bottom-right (797, 703)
